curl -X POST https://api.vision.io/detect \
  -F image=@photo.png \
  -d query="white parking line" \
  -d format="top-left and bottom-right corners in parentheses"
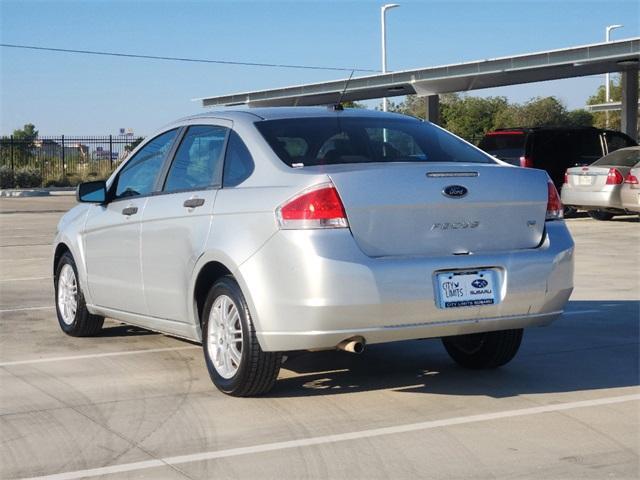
top-left (0, 305), bottom-right (54, 313)
top-left (21, 393), bottom-right (640, 480)
top-left (0, 256), bottom-right (49, 261)
top-left (562, 309), bottom-right (601, 316)
top-left (0, 345), bottom-right (200, 367)
top-left (0, 276), bottom-right (50, 282)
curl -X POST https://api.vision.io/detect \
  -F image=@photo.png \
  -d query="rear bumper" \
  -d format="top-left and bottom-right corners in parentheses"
top-left (621, 187), bottom-right (640, 213)
top-left (561, 186), bottom-right (622, 209)
top-left (239, 222), bottom-right (574, 352)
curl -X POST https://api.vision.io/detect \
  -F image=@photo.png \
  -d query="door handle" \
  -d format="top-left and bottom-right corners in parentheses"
top-left (183, 198), bottom-right (205, 209)
top-left (122, 206), bottom-right (138, 216)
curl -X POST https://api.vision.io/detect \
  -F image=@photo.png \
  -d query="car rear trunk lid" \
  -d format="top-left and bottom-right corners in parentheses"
top-left (327, 163), bottom-right (549, 257)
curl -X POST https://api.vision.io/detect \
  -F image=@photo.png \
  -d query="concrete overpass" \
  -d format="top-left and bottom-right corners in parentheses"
top-left (199, 38), bottom-right (640, 139)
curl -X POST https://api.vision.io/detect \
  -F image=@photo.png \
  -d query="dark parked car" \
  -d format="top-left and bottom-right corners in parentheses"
top-left (478, 127), bottom-right (637, 191)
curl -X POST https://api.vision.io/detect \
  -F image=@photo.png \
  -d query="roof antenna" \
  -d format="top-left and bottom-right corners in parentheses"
top-left (332, 69), bottom-right (354, 111)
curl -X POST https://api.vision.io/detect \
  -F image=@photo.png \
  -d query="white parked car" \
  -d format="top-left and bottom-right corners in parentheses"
top-left (621, 165), bottom-right (640, 213)
top-left (53, 108), bottom-right (574, 396)
top-left (562, 146), bottom-right (640, 220)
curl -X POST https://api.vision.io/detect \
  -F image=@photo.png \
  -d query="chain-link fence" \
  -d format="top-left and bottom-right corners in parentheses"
top-left (0, 135), bottom-right (144, 188)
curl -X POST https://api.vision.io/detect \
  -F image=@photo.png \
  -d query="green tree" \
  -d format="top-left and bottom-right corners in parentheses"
top-left (388, 93), bottom-right (509, 142)
top-left (494, 97), bottom-right (565, 128)
top-left (441, 95), bottom-right (509, 142)
top-left (384, 93), bottom-right (594, 143)
top-left (124, 136), bottom-right (144, 152)
top-left (0, 124), bottom-right (39, 167)
top-left (13, 123), bottom-right (38, 143)
top-left (587, 74), bottom-right (639, 137)
top-left (564, 109), bottom-right (594, 127)
top-left (341, 100), bottom-right (367, 109)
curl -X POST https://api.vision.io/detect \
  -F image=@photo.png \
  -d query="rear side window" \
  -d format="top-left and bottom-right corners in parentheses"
top-left (478, 132), bottom-right (526, 166)
top-left (223, 131), bottom-right (255, 187)
top-left (255, 116), bottom-right (493, 167)
top-left (592, 148), bottom-right (640, 167)
top-left (115, 129), bottom-right (178, 199)
top-left (531, 130), bottom-right (602, 168)
top-left (605, 132), bottom-right (637, 152)
top-left (164, 125), bottom-right (228, 193)
top-left (573, 131), bottom-right (603, 164)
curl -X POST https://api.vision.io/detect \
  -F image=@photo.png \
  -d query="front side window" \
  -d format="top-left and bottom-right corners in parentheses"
top-left (115, 129), bottom-right (178, 199)
top-left (255, 116), bottom-right (493, 167)
top-left (164, 125), bottom-right (228, 193)
top-left (223, 131), bottom-right (255, 187)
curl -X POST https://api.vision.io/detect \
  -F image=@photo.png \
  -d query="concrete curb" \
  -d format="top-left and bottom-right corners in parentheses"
top-left (0, 188), bottom-right (75, 198)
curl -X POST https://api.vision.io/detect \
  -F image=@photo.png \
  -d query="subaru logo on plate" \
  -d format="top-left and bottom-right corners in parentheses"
top-left (442, 185), bottom-right (468, 198)
top-left (471, 279), bottom-right (488, 289)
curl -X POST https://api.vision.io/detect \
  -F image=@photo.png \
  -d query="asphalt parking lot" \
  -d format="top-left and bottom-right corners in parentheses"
top-left (1, 195), bottom-right (638, 480)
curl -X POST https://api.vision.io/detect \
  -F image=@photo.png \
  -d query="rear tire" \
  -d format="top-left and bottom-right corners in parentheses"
top-left (442, 329), bottom-right (523, 369)
top-left (55, 252), bottom-right (104, 336)
top-left (202, 276), bottom-right (281, 396)
top-left (563, 206), bottom-right (577, 218)
top-left (587, 210), bottom-right (614, 221)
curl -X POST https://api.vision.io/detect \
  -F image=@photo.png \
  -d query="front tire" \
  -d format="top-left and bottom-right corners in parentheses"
top-left (55, 252), bottom-right (104, 336)
top-left (442, 329), bottom-right (523, 369)
top-left (202, 276), bottom-right (281, 396)
top-left (587, 210), bottom-right (614, 221)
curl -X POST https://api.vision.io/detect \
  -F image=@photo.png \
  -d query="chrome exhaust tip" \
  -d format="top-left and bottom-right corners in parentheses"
top-left (337, 336), bottom-right (365, 354)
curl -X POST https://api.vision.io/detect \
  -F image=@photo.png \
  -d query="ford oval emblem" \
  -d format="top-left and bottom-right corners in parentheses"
top-left (443, 185), bottom-right (468, 198)
top-left (471, 279), bottom-right (488, 288)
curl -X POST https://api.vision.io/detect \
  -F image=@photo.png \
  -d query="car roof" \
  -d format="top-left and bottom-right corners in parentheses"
top-left (491, 126), bottom-right (604, 133)
top-left (175, 106), bottom-right (415, 123)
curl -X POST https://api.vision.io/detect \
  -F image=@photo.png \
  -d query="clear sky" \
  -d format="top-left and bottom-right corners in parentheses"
top-left (1, 0), bottom-right (638, 135)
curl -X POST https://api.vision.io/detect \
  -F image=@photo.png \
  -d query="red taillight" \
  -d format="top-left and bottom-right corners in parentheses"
top-left (606, 168), bottom-right (624, 185)
top-left (519, 156), bottom-right (533, 168)
top-left (564, 171), bottom-right (569, 184)
top-left (624, 173), bottom-right (638, 185)
top-left (277, 183), bottom-right (348, 229)
top-left (546, 180), bottom-right (563, 221)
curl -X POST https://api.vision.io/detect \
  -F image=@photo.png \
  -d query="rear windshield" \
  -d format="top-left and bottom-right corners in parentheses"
top-left (477, 133), bottom-right (525, 166)
top-left (255, 116), bottom-right (494, 167)
top-left (592, 148), bottom-right (640, 167)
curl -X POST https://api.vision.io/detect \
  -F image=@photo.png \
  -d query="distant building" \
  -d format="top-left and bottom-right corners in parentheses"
top-left (33, 139), bottom-right (89, 161)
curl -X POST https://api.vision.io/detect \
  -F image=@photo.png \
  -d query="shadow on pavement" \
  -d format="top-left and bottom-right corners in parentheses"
top-left (269, 300), bottom-right (639, 398)
top-left (98, 324), bottom-right (159, 337)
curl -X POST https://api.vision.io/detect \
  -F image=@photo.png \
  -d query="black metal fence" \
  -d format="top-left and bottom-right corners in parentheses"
top-left (0, 135), bottom-right (144, 187)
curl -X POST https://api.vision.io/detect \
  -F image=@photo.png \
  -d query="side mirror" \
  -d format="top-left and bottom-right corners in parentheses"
top-left (77, 181), bottom-right (107, 203)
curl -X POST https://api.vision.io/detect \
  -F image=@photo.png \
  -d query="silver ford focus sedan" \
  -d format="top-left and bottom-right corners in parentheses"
top-left (53, 108), bottom-right (574, 396)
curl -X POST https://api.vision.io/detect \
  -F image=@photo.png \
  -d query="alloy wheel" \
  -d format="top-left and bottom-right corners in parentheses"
top-left (57, 264), bottom-right (78, 325)
top-left (207, 294), bottom-right (244, 379)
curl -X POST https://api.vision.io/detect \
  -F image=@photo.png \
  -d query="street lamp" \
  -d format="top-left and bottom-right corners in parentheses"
top-left (605, 24), bottom-right (623, 103)
top-left (381, 3), bottom-right (400, 112)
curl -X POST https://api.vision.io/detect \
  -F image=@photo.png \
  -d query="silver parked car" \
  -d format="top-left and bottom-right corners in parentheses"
top-left (620, 165), bottom-right (640, 213)
top-left (561, 146), bottom-right (640, 220)
top-left (53, 108), bottom-right (574, 396)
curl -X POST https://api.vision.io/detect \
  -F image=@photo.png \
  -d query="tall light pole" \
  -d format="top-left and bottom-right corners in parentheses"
top-left (605, 24), bottom-right (623, 104)
top-left (605, 24), bottom-right (623, 128)
top-left (381, 3), bottom-right (399, 112)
